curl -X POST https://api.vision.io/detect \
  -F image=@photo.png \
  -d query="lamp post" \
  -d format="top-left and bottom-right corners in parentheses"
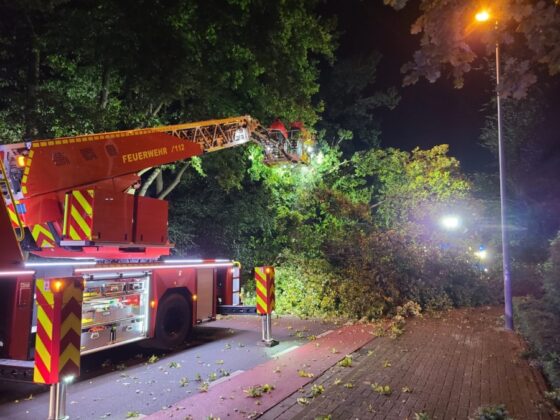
top-left (475, 9), bottom-right (513, 331)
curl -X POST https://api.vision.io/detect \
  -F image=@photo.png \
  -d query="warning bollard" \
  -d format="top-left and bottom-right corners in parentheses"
top-left (33, 277), bottom-right (83, 420)
top-left (255, 266), bottom-right (278, 347)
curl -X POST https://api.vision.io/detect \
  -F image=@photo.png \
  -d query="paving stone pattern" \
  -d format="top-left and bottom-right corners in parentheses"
top-left (261, 307), bottom-right (558, 420)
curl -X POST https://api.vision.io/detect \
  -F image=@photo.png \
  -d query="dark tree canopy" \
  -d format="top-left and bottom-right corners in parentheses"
top-left (0, 0), bottom-right (335, 142)
top-left (386, 0), bottom-right (560, 98)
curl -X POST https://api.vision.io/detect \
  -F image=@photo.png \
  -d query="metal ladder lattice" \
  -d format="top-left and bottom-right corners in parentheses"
top-left (0, 158), bottom-right (25, 241)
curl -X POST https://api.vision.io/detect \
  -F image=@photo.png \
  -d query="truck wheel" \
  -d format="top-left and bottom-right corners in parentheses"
top-left (155, 293), bottom-right (192, 348)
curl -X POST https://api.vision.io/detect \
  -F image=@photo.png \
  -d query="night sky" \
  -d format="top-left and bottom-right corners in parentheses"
top-left (322, 1), bottom-right (560, 173)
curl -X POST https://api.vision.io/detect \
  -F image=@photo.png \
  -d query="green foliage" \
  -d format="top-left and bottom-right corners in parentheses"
top-left (371, 383), bottom-right (392, 395)
top-left (354, 145), bottom-right (471, 231)
top-left (317, 52), bottom-right (399, 151)
top-left (244, 384), bottom-right (275, 398)
top-left (0, 0), bottom-right (506, 328)
top-left (474, 404), bottom-right (512, 420)
top-left (515, 298), bottom-right (560, 388)
top-left (0, 0), bottom-right (335, 141)
top-left (543, 233), bottom-right (560, 314)
top-left (265, 253), bottom-right (335, 317)
top-left (388, 0), bottom-right (560, 98)
top-left (544, 389), bottom-right (560, 407)
top-left (337, 355), bottom-right (352, 368)
top-left (513, 231), bottom-right (560, 391)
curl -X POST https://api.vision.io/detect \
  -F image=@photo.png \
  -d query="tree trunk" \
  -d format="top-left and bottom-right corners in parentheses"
top-left (156, 171), bottom-right (164, 195)
top-left (98, 64), bottom-right (110, 110)
top-left (139, 167), bottom-right (162, 196)
top-left (158, 162), bottom-right (190, 200)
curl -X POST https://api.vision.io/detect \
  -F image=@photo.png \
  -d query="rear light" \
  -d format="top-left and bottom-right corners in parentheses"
top-left (53, 280), bottom-right (64, 292)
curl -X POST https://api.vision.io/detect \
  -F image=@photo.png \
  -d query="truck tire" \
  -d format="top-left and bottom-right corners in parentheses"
top-left (155, 293), bottom-right (192, 348)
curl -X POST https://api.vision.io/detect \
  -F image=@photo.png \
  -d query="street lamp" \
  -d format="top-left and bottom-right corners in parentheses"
top-left (440, 215), bottom-right (461, 231)
top-left (475, 9), bottom-right (513, 331)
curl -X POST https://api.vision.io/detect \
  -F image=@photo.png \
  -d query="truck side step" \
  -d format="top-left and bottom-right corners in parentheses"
top-left (217, 305), bottom-right (257, 315)
top-left (0, 359), bottom-right (35, 382)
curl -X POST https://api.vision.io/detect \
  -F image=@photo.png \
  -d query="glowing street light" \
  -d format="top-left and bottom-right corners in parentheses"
top-left (474, 249), bottom-right (488, 260)
top-left (474, 8), bottom-right (513, 331)
top-left (475, 10), bottom-right (490, 22)
top-left (440, 215), bottom-right (461, 231)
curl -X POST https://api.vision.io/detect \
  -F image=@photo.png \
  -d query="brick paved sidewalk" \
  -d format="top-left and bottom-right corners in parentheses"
top-left (261, 307), bottom-right (558, 420)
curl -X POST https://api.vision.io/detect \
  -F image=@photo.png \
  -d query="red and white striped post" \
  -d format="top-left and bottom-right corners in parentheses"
top-left (255, 266), bottom-right (278, 347)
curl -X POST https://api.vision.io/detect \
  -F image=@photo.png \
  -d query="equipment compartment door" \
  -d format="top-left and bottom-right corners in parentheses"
top-left (196, 268), bottom-right (214, 322)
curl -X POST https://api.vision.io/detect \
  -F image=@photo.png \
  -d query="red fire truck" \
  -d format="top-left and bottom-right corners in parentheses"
top-left (0, 116), bottom-right (309, 381)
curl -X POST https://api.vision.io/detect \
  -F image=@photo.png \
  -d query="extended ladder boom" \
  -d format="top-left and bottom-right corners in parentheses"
top-left (0, 116), bottom-right (305, 200)
top-left (0, 116), bottom-right (311, 260)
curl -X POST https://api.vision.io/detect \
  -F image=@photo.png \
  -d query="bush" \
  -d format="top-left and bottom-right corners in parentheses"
top-left (273, 252), bottom-right (339, 318)
top-left (515, 297), bottom-right (560, 389)
top-left (269, 228), bottom-right (502, 320)
top-left (511, 260), bottom-right (544, 298)
top-left (543, 233), bottom-right (560, 315)
top-left (514, 231), bottom-right (560, 391)
top-left (326, 229), bottom-right (500, 314)
top-left (474, 404), bottom-right (512, 420)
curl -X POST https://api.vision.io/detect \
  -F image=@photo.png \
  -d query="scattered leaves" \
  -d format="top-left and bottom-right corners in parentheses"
top-left (244, 384), bottom-right (275, 398)
top-left (372, 383), bottom-right (392, 395)
top-left (179, 377), bottom-right (189, 387)
top-left (333, 378), bottom-right (342, 385)
top-left (125, 412), bottom-right (140, 418)
top-left (168, 361), bottom-right (181, 368)
top-left (194, 373), bottom-right (202, 382)
top-left (401, 386), bottom-right (412, 393)
top-left (338, 355), bottom-right (352, 367)
top-left (298, 369), bottom-right (314, 378)
top-left (343, 382), bottom-right (354, 389)
top-left (198, 382), bottom-right (209, 392)
top-left (310, 384), bottom-right (324, 397)
top-left (148, 355), bottom-right (159, 364)
top-left (383, 360), bottom-right (392, 368)
top-left (297, 397), bottom-right (309, 405)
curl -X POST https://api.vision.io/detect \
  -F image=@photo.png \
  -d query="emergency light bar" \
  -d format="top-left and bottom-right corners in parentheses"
top-left (75, 262), bottom-right (235, 274)
top-left (25, 260), bottom-right (97, 267)
top-left (162, 259), bottom-right (231, 264)
top-left (0, 270), bottom-right (36, 277)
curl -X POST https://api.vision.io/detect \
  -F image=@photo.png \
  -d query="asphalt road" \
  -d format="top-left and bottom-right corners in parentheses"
top-left (0, 315), bottom-right (335, 420)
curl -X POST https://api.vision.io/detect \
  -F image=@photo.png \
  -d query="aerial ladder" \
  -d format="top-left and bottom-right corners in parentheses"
top-left (0, 115), bottom-right (311, 259)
